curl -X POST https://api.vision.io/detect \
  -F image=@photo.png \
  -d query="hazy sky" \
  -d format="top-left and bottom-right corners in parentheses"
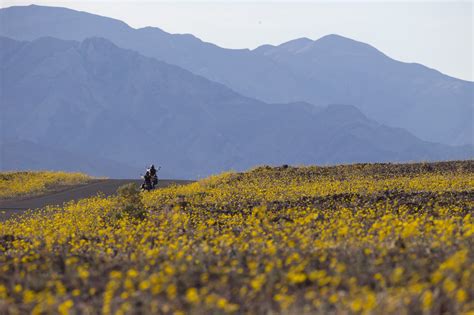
top-left (1, 1), bottom-right (472, 81)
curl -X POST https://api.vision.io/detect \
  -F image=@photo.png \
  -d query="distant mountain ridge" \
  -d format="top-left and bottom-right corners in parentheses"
top-left (1, 140), bottom-right (138, 178)
top-left (0, 4), bottom-right (472, 146)
top-left (0, 36), bottom-right (471, 178)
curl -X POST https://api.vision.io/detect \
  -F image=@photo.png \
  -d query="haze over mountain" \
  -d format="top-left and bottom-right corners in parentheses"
top-left (0, 140), bottom-right (137, 178)
top-left (1, 4), bottom-right (472, 146)
top-left (0, 35), bottom-right (471, 178)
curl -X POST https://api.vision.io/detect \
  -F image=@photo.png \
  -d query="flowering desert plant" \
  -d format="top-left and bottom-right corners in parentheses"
top-left (0, 161), bottom-right (473, 314)
top-left (116, 183), bottom-right (147, 220)
top-left (0, 171), bottom-right (92, 199)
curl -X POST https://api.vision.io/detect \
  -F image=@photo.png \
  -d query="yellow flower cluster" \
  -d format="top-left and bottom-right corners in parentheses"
top-left (1, 161), bottom-right (473, 314)
top-left (0, 171), bottom-right (92, 199)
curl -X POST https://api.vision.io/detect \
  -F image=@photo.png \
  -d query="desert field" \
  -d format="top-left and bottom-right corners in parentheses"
top-left (1, 161), bottom-right (473, 314)
top-left (0, 172), bottom-right (93, 200)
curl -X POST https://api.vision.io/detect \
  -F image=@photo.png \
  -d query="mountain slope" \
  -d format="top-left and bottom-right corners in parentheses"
top-left (253, 35), bottom-right (474, 145)
top-left (0, 36), bottom-right (471, 178)
top-left (0, 4), bottom-right (472, 145)
top-left (0, 5), bottom-right (304, 104)
top-left (0, 140), bottom-right (137, 178)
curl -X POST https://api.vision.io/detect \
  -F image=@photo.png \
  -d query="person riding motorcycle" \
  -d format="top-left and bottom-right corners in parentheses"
top-left (142, 170), bottom-right (152, 191)
top-left (149, 165), bottom-right (157, 177)
top-left (149, 165), bottom-right (158, 188)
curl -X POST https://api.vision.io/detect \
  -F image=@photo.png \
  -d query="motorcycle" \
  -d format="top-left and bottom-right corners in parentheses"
top-left (151, 166), bottom-right (161, 189)
top-left (140, 178), bottom-right (153, 191)
top-left (141, 166), bottom-right (161, 191)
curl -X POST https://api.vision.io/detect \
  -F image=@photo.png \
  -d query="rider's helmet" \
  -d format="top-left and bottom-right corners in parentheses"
top-left (150, 164), bottom-right (155, 169)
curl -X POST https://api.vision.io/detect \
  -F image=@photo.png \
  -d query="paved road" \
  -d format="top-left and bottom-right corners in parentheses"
top-left (0, 179), bottom-right (193, 221)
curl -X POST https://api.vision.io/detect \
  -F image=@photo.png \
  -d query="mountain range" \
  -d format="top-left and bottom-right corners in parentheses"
top-left (0, 5), bottom-right (472, 178)
top-left (1, 35), bottom-right (471, 178)
top-left (1, 4), bottom-right (472, 146)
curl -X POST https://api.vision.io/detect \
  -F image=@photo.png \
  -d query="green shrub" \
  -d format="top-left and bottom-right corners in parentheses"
top-left (116, 183), bottom-right (147, 220)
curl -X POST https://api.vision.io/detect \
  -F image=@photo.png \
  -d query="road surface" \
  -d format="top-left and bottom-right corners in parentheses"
top-left (0, 179), bottom-right (193, 221)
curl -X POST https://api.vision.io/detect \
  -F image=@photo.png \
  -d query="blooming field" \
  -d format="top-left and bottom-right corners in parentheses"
top-left (0, 171), bottom-right (92, 199)
top-left (1, 161), bottom-right (473, 314)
